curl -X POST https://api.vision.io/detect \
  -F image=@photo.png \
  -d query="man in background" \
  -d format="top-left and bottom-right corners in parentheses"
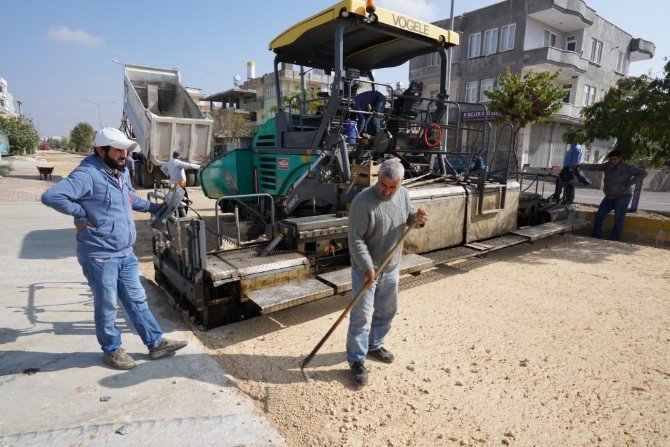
top-left (553, 137), bottom-right (590, 205)
top-left (161, 151), bottom-right (200, 215)
top-left (578, 149), bottom-right (648, 241)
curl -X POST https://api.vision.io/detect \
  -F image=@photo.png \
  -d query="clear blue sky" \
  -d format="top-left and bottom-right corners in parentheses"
top-left (2, 0), bottom-right (666, 138)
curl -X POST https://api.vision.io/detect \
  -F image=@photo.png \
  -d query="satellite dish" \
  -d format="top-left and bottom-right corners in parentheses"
top-left (233, 74), bottom-right (241, 86)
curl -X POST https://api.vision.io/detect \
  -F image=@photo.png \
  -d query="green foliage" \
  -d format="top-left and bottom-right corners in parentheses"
top-left (0, 164), bottom-right (12, 176)
top-left (0, 114), bottom-right (40, 154)
top-left (46, 137), bottom-right (65, 149)
top-left (485, 68), bottom-right (565, 133)
top-left (271, 86), bottom-right (325, 115)
top-left (69, 122), bottom-right (95, 152)
top-left (213, 110), bottom-right (251, 138)
top-left (582, 59), bottom-right (670, 167)
top-left (561, 129), bottom-right (587, 145)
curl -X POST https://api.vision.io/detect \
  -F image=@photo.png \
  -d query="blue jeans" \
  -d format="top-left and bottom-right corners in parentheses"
top-left (78, 253), bottom-right (163, 354)
top-left (593, 196), bottom-right (632, 241)
top-left (346, 266), bottom-right (399, 364)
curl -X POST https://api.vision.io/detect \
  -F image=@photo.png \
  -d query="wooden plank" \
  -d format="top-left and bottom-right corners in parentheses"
top-left (512, 218), bottom-right (589, 241)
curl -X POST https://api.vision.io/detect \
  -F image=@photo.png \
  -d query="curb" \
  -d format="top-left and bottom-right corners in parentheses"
top-left (573, 210), bottom-right (669, 246)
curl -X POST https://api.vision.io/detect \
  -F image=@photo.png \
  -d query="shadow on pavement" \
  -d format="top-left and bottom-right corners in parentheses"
top-left (20, 229), bottom-right (76, 259)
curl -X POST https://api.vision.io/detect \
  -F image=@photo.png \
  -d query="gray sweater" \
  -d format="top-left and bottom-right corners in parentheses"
top-left (348, 185), bottom-right (415, 272)
top-left (579, 161), bottom-right (648, 199)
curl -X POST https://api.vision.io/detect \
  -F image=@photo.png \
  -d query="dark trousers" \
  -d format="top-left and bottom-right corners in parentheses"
top-left (593, 196), bottom-right (632, 241)
top-left (553, 167), bottom-right (575, 204)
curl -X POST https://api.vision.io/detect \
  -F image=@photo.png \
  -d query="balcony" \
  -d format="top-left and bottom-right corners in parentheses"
top-left (527, 0), bottom-right (595, 32)
top-left (629, 38), bottom-right (655, 62)
top-left (554, 103), bottom-right (583, 123)
top-left (522, 47), bottom-right (588, 76)
top-left (409, 62), bottom-right (460, 82)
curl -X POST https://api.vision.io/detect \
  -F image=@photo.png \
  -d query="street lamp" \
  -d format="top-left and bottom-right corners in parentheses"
top-left (77, 97), bottom-right (115, 128)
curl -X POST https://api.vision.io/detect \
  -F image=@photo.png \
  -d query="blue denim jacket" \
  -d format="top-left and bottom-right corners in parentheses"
top-left (41, 154), bottom-right (159, 259)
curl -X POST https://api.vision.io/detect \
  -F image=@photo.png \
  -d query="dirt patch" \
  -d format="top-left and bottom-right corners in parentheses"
top-left (31, 152), bottom-right (670, 446)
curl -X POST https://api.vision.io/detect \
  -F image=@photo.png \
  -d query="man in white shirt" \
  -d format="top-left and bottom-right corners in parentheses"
top-left (160, 151), bottom-right (200, 187)
top-left (160, 151), bottom-right (200, 215)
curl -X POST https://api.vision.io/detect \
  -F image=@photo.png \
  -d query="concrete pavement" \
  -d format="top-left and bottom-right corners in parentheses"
top-left (0, 157), bottom-right (285, 446)
top-left (520, 178), bottom-right (670, 214)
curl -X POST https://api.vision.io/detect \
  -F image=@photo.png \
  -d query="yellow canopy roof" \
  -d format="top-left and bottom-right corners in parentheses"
top-left (269, 0), bottom-right (459, 71)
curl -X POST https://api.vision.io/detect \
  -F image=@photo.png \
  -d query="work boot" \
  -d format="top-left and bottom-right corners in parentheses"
top-left (350, 361), bottom-right (368, 386)
top-left (367, 346), bottom-right (395, 364)
top-left (149, 338), bottom-right (188, 360)
top-left (103, 348), bottom-right (136, 370)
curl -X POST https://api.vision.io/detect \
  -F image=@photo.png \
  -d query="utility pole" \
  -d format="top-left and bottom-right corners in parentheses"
top-left (77, 97), bottom-right (115, 128)
top-left (442, 0), bottom-right (456, 155)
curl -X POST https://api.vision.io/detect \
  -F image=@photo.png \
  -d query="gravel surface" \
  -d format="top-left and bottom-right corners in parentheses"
top-left (29, 151), bottom-right (670, 447)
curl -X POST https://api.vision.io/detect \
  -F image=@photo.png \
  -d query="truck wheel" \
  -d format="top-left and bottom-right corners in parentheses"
top-left (152, 170), bottom-right (164, 189)
top-left (140, 163), bottom-right (154, 188)
top-left (186, 170), bottom-right (196, 187)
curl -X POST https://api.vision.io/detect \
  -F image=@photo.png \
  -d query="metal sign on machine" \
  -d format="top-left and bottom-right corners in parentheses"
top-left (277, 158), bottom-right (290, 170)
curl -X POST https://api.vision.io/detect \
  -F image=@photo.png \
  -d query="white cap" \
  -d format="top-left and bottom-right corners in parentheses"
top-left (93, 127), bottom-right (137, 150)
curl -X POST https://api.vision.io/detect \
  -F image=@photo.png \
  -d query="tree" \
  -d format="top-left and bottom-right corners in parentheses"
top-left (47, 137), bottom-right (64, 150)
top-left (0, 114), bottom-right (41, 154)
top-left (69, 122), bottom-right (95, 152)
top-left (485, 68), bottom-right (565, 132)
top-left (212, 111), bottom-right (251, 138)
top-left (581, 59), bottom-right (670, 167)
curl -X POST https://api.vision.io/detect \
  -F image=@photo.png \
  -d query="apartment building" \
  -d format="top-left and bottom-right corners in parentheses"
top-left (409, 0), bottom-right (655, 167)
top-left (0, 77), bottom-right (17, 116)
top-left (205, 62), bottom-right (334, 131)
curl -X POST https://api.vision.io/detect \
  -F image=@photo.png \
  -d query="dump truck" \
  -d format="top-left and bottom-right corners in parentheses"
top-left (120, 63), bottom-right (213, 188)
top-left (148, 0), bottom-right (587, 329)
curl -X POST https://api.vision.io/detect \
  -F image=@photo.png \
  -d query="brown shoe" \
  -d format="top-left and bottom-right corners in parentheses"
top-left (149, 338), bottom-right (188, 360)
top-left (103, 348), bottom-right (136, 370)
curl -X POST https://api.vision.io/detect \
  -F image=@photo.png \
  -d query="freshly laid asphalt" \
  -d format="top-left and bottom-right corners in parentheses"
top-left (0, 158), bottom-right (285, 446)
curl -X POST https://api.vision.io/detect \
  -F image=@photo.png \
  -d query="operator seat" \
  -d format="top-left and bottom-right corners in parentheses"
top-left (387, 80), bottom-right (424, 145)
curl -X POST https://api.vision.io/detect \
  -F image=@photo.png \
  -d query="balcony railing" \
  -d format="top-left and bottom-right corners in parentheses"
top-left (523, 47), bottom-right (588, 74)
top-left (527, 0), bottom-right (595, 27)
top-left (409, 62), bottom-right (461, 82)
top-left (554, 103), bottom-right (583, 122)
top-left (629, 38), bottom-right (655, 61)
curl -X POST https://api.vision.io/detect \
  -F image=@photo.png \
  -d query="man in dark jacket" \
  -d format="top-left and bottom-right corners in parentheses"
top-left (578, 149), bottom-right (648, 241)
top-left (41, 127), bottom-right (188, 370)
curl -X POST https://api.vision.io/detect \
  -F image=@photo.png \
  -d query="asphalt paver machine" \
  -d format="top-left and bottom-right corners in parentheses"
top-left (150, 0), bottom-right (585, 328)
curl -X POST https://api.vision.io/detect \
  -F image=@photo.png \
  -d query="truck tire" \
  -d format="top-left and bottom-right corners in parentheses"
top-left (186, 170), bottom-right (197, 187)
top-left (140, 163), bottom-right (154, 188)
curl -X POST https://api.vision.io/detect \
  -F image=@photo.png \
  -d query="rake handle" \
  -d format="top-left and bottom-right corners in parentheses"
top-left (300, 224), bottom-right (416, 370)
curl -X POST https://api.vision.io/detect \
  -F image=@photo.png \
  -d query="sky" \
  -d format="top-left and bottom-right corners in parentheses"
top-left (2, 0), bottom-right (667, 138)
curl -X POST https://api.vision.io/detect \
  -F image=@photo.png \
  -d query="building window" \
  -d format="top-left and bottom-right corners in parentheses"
top-left (566, 35), bottom-right (576, 52)
top-left (616, 51), bottom-right (625, 73)
top-left (543, 30), bottom-right (557, 48)
top-left (468, 33), bottom-right (481, 58)
top-left (264, 84), bottom-right (276, 99)
top-left (500, 24), bottom-right (516, 51)
top-left (583, 84), bottom-right (597, 106)
top-left (562, 84), bottom-right (572, 104)
top-left (480, 78), bottom-right (494, 102)
top-left (483, 28), bottom-right (498, 55)
top-left (589, 38), bottom-right (603, 64)
top-left (465, 81), bottom-right (478, 103)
